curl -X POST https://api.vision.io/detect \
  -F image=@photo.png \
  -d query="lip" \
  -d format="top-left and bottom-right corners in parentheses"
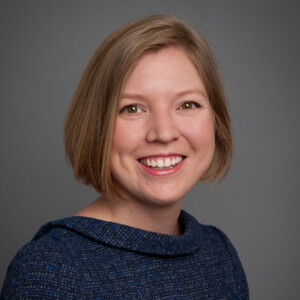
top-left (138, 155), bottom-right (186, 176)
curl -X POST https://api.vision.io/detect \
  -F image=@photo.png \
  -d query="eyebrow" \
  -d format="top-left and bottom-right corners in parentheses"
top-left (120, 93), bottom-right (146, 101)
top-left (120, 89), bottom-right (208, 101)
top-left (175, 88), bottom-right (208, 99)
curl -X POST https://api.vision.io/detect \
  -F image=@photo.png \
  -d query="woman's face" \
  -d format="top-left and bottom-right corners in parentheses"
top-left (111, 46), bottom-right (215, 207)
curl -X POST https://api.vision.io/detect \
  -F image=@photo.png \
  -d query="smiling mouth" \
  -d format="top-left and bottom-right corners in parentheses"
top-left (138, 156), bottom-right (185, 169)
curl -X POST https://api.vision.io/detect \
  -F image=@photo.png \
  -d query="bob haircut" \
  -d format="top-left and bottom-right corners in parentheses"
top-left (64, 14), bottom-right (232, 195)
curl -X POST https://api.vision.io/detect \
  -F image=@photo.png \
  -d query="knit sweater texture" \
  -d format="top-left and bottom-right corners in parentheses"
top-left (1, 210), bottom-right (249, 299)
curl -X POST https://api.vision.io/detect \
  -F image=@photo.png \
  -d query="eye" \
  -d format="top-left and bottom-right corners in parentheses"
top-left (180, 101), bottom-right (201, 110)
top-left (121, 105), bottom-right (142, 114)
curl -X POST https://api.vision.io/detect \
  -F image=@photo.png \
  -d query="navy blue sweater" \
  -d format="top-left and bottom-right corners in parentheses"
top-left (1, 211), bottom-right (248, 299)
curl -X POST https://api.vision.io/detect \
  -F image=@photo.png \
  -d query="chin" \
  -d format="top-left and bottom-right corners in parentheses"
top-left (141, 189), bottom-right (186, 207)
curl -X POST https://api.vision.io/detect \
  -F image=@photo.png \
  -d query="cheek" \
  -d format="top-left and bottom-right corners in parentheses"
top-left (112, 122), bottom-right (126, 151)
top-left (183, 114), bottom-right (215, 152)
top-left (112, 123), bottom-right (128, 161)
top-left (112, 120), bottom-right (143, 155)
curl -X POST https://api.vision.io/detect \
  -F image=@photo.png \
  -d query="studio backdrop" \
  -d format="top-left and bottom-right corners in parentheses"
top-left (0, 1), bottom-right (299, 299)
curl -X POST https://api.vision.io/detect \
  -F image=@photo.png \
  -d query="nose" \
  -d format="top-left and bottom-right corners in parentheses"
top-left (145, 110), bottom-right (180, 144)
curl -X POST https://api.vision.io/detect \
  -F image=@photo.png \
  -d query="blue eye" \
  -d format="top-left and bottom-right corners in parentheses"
top-left (180, 101), bottom-right (201, 110)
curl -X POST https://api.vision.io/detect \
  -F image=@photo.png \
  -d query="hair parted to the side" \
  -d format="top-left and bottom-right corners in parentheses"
top-left (64, 14), bottom-right (232, 195)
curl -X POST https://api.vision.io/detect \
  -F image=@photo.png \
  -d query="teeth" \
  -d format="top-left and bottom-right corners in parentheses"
top-left (165, 158), bottom-right (171, 167)
top-left (140, 156), bottom-right (183, 169)
top-left (157, 159), bottom-right (164, 168)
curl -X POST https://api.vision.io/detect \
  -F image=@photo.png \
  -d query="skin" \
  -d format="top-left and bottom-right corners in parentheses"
top-left (76, 46), bottom-right (215, 235)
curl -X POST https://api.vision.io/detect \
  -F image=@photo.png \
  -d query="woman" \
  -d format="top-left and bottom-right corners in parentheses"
top-left (1, 15), bottom-right (249, 299)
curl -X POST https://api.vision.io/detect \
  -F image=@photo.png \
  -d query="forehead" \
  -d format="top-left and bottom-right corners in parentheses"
top-left (122, 46), bottom-right (207, 98)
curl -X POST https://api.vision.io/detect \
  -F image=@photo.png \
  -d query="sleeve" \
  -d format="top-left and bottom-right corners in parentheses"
top-left (0, 241), bottom-right (83, 299)
top-left (211, 226), bottom-right (249, 299)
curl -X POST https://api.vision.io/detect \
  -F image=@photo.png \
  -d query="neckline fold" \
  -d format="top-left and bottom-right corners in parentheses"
top-left (33, 210), bottom-right (203, 256)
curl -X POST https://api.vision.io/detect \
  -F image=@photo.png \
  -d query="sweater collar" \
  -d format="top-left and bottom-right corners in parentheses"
top-left (34, 210), bottom-right (203, 256)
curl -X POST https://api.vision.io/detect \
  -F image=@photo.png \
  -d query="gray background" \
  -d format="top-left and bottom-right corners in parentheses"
top-left (1, 0), bottom-right (299, 299)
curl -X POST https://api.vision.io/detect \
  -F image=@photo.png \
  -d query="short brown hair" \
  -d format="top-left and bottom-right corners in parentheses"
top-left (64, 14), bottom-right (232, 195)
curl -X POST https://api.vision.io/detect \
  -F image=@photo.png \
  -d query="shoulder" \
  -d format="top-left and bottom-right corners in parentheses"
top-left (199, 223), bottom-right (249, 298)
top-left (1, 219), bottom-right (85, 299)
top-left (201, 223), bottom-right (241, 255)
top-left (200, 224), bottom-right (246, 271)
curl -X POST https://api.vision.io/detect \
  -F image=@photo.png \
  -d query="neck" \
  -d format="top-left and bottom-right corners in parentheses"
top-left (75, 195), bottom-right (182, 236)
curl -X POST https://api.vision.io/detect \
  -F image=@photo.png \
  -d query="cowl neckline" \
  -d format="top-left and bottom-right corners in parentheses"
top-left (33, 210), bottom-right (203, 256)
